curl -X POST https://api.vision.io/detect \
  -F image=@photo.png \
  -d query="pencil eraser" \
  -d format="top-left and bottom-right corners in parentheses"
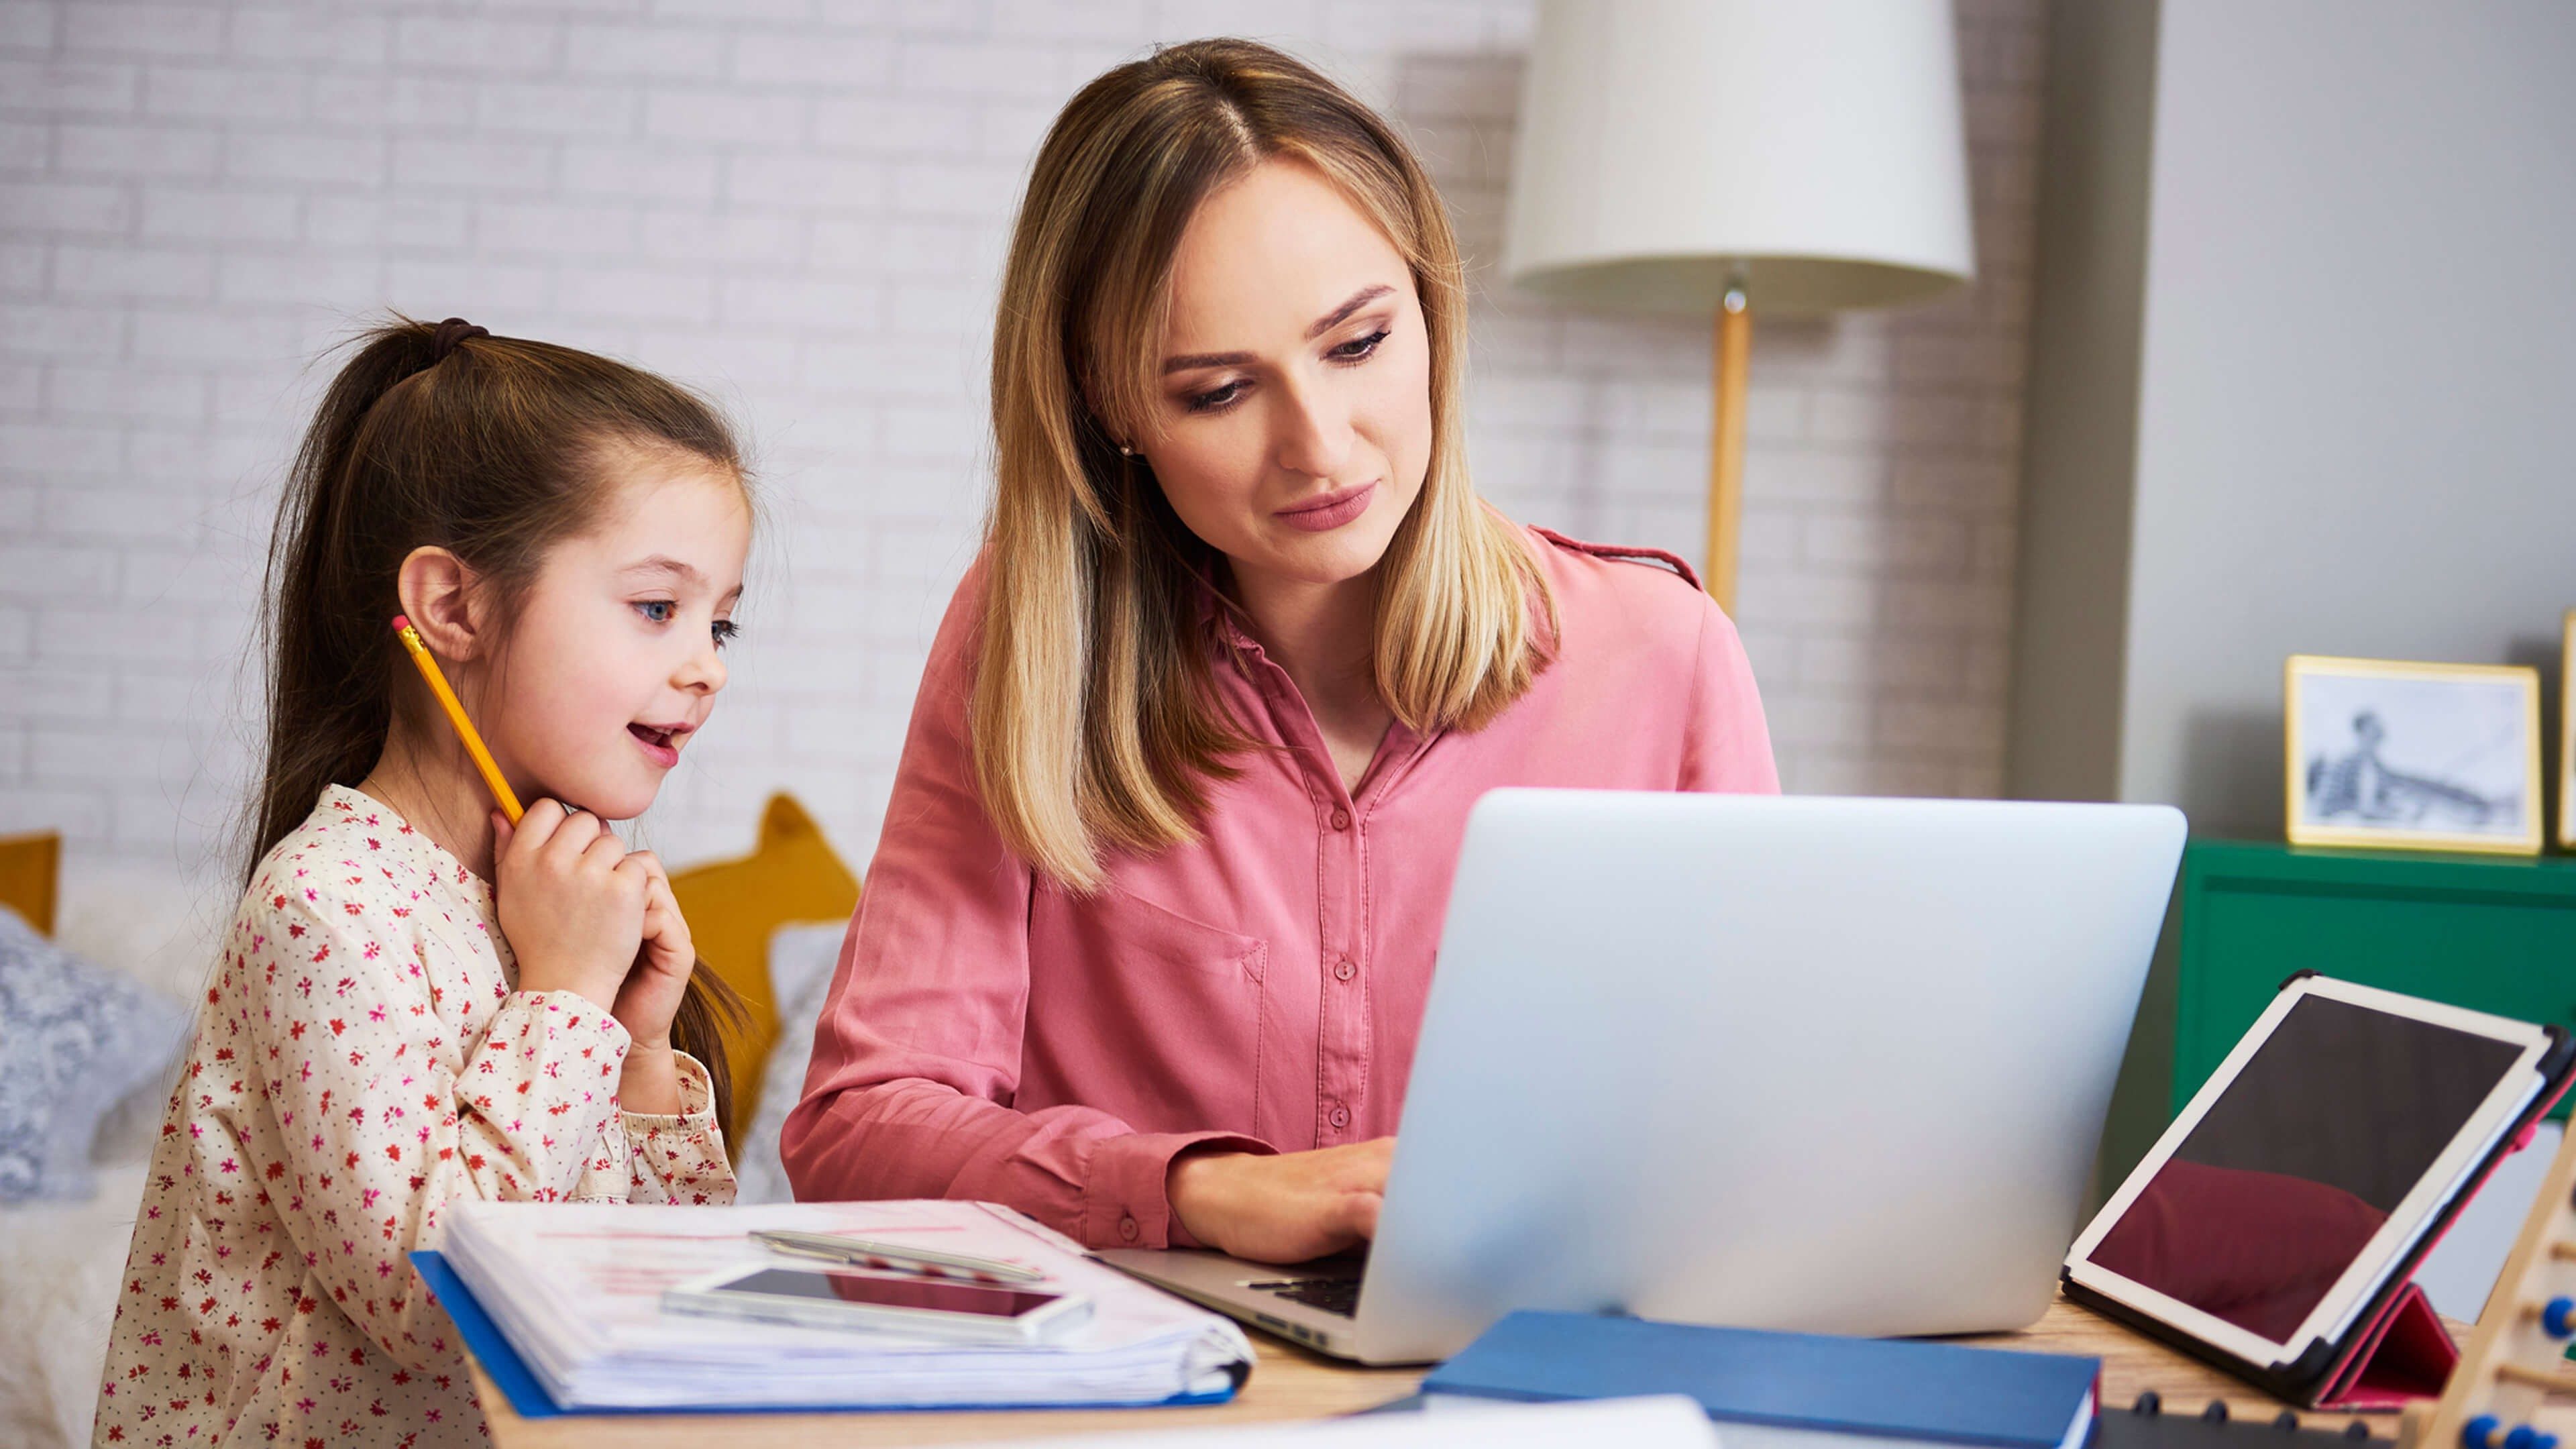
top-left (391, 615), bottom-right (411, 631)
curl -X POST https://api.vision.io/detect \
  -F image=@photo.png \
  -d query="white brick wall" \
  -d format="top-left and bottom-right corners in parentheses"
top-left (0, 0), bottom-right (2045, 900)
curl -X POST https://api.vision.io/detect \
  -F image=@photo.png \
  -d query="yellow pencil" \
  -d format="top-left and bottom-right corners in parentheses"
top-left (392, 615), bottom-right (525, 824)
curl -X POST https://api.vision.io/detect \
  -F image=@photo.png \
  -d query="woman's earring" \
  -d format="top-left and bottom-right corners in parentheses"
top-left (1117, 444), bottom-right (1135, 457)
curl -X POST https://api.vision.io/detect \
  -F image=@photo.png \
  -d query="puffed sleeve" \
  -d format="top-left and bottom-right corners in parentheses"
top-left (229, 873), bottom-right (636, 1370)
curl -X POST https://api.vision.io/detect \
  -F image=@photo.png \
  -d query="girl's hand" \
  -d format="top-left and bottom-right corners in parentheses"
top-left (1167, 1138), bottom-right (1393, 1263)
top-left (608, 852), bottom-right (696, 1051)
top-left (491, 801), bottom-right (647, 1014)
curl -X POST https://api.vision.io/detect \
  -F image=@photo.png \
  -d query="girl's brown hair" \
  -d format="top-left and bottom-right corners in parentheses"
top-left (255, 314), bottom-right (748, 1127)
top-left (978, 37), bottom-right (1555, 892)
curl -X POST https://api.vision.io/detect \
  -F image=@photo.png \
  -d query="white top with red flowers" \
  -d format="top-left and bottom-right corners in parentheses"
top-left (92, 785), bottom-right (735, 1448)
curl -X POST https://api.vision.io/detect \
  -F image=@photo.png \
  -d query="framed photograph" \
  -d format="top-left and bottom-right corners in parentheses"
top-left (2562, 610), bottom-right (2575, 850)
top-left (2284, 655), bottom-right (2542, 855)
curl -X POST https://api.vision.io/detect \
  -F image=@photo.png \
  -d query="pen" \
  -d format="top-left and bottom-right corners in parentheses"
top-left (392, 615), bottom-right (525, 823)
top-left (751, 1230), bottom-right (1047, 1285)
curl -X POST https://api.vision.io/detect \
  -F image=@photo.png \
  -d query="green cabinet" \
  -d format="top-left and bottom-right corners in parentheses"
top-left (2170, 841), bottom-right (2576, 1118)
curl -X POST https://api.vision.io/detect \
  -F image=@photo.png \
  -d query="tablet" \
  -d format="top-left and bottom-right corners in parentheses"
top-left (2065, 975), bottom-right (2561, 1371)
top-left (664, 1265), bottom-right (1093, 1344)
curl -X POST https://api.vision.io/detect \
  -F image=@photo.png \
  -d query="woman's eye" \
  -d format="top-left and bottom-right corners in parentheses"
top-left (635, 600), bottom-right (676, 625)
top-left (712, 619), bottom-right (739, 649)
top-left (1330, 328), bottom-right (1390, 363)
top-left (1187, 380), bottom-right (1246, 414)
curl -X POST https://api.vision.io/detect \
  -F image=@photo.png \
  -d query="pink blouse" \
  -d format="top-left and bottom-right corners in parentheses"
top-left (783, 527), bottom-right (1778, 1250)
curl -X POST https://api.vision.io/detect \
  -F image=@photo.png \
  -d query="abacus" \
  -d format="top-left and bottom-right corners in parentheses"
top-left (2404, 1124), bottom-right (2576, 1449)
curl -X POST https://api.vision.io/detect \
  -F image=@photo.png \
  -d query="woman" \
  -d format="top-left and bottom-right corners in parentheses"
top-left (783, 38), bottom-right (1777, 1265)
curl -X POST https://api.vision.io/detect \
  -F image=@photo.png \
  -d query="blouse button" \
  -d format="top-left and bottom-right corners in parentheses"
top-left (1118, 1214), bottom-right (1140, 1242)
top-left (1330, 809), bottom-right (1351, 831)
top-left (1333, 959), bottom-right (1356, 982)
top-left (1328, 1104), bottom-right (1350, 1130)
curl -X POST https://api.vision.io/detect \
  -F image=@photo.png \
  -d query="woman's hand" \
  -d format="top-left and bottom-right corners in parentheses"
top-left (492, 801), bottom-right (648, 1014)
top-left (1167, 1138), bottom-right (1394, 1264)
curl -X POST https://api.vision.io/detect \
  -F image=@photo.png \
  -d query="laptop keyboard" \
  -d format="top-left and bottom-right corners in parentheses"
top-left (1248, 1277), bottom-right (1362, 1317)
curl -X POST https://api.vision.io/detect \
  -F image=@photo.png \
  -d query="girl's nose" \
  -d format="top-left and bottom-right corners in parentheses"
top-left (676, 633), bottom-right (727, 695)
top-left (1273, 373), bottom-right (1356, 480)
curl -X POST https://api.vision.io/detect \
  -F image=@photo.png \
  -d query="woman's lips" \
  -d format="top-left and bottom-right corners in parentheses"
top-left (627, 722), bottom-right (684, 769)
top-left (1275, 480), bottom-right (1377, 534)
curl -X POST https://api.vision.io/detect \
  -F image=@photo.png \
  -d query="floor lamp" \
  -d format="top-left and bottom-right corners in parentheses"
top-left (1503, 0), bottom-right (1978, 612)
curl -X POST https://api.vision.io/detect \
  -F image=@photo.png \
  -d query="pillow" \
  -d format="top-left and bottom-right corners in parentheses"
top-left (0, 831), bottom-right (60, 936)
top-left (53, 867), bottom-right (227, 1167)
top-left (0, 906), bottom-right (190, 1202)
top-left (667, 794), bottom-right (860, 1143)
top-left (0, 1159), bottom-right (153, 1449)
top-left (732, 922), bottom-right (852, 1205)
top-left (53, 866), bottom-right (228, 1011)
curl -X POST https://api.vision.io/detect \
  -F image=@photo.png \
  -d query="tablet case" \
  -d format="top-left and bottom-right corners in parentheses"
top-left (2063, 973), bottom-right (2576, 1411)
top-left (409, 1251), bottom-right (1242, 1418)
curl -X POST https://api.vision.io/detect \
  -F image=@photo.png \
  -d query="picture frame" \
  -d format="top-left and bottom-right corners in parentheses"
top-left (2284, 654), bottom-right (2542, 855)
top-left (2561, 610), bottom-right (2575, 850)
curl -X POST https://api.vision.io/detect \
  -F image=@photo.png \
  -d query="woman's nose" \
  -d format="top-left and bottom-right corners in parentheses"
top-left (1272, 374), bottom-right (1355, 480)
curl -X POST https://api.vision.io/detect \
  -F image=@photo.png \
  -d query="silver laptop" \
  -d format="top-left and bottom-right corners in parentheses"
top-left (1102, 790), bottom-right (2186, 1364)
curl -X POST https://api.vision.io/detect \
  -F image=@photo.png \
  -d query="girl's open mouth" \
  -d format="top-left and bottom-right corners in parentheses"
top-left (627, 722), bottom-right (685, 767)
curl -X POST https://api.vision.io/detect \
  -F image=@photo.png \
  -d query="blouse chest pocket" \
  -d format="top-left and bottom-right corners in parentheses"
top-left (1023, 883), bottom-right (1269, 1138)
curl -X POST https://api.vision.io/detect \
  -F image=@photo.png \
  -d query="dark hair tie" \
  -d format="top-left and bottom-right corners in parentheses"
top-left (429, 317), bottom-right (488, 362)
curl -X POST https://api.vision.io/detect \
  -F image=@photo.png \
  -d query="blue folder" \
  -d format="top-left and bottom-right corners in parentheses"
top-left (1420, 1311), bottom-right (2098, 1448)
top-left (410, 1250), bottom-right (1240, 1419)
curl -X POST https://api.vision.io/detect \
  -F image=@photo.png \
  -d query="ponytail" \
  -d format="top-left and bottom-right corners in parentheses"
top-left (254, 322), bottom-right (437, 872)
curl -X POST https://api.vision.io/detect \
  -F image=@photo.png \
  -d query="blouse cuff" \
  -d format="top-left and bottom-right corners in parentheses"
top-left (620, 1051), bottom-right (720, 1132)
top-left (504, 988), bottom-right (633, 1059)
top-left (1085, 1130), bottom-right (1275, 1251)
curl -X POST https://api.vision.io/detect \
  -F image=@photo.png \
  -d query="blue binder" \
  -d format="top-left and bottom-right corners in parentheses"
top-left (410, 1250), bottom-right (1240, 1419)
top-left (1420, 1311), bottom-right (2098, 1448)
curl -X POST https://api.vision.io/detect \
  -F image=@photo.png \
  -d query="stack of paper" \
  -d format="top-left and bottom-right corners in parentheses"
top-left (437, 1199), bottom-right (1253, 1411)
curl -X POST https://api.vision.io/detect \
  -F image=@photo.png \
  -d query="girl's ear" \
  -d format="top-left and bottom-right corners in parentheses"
top-left (396, 546), bottom-right (486, 661)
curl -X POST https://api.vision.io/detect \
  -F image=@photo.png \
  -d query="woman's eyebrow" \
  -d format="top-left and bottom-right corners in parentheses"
top-left (1159, 284), bottom-right (1401, 374)
top-left (1305, 284), bottom-right (1394, 339)
top-left (1163, 348), bottom-right (1253, 374)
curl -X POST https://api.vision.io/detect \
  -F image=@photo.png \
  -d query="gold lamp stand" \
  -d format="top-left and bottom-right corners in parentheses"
top-left (1705, 284), bottom-right (1752, 612)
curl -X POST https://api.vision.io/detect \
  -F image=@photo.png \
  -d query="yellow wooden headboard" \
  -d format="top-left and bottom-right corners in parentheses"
top-left (667, 795), bottom-right (860, 1144)
top-left (0, 830), bottom-right (60, 936)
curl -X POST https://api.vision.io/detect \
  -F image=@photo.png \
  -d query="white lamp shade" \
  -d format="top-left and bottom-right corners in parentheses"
top-left (1504, 0), bottom-right (1976, 315)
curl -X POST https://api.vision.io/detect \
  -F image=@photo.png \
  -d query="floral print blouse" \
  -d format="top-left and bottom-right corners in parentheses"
top-left (93, 786), bottom-right (735, 1448)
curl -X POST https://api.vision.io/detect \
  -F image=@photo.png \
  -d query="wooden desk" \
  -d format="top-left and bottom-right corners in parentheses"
top-left (471, 1295), bottom-right (2404, 1447)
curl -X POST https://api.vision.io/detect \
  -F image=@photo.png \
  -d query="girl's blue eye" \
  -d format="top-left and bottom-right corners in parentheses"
top-left (712, 619), bottom-right (739, 649)
top-left (636, 600), bottom-right (676, 624)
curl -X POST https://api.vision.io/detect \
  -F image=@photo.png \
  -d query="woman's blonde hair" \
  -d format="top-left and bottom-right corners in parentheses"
top-left (978, 36), bottom-right (1554, 891)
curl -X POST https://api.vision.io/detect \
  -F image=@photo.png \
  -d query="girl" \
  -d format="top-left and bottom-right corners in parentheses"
top-left (784, 39), bottom-right (1776, 1265)
top-left (95, 317), bottom-right (748, 1448)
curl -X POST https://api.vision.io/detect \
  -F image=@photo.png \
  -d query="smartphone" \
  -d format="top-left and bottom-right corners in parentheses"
top-left (663, 1265), bottom-right (1093, 1344)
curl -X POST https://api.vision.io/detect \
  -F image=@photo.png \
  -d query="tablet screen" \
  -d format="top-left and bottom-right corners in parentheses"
top-left (2088, 993), bottom-right (2525, 1343)
top-left (716, 1268), bottom-right (1063, 1319)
